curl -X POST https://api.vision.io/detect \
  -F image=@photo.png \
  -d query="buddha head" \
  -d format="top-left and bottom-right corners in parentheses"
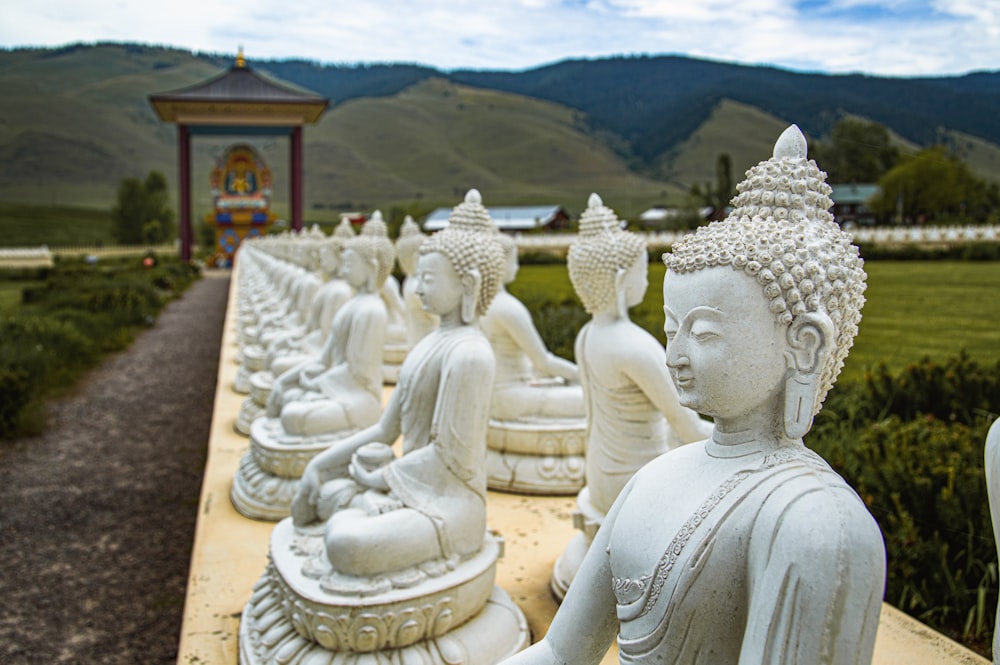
top-left (342, 211), bottom-right (396, 293)
top-left (419, 189), bottom-right (505, 323)
top-left (333, 217), bottom-right (356, 240)
top-left (318, 236), bottom-right (345, 277)
top-left (395, 215), bottom-right (428, 277)
top-left (662, 125), bottom-right (867, 439)
top-left (568, 193), bottom-right (648, 316)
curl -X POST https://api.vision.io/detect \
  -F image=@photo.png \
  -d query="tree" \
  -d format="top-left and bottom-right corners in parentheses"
top-left (812, 118), bottom-right (899, 183)
top-left (112, 171), bottom-right (175, 245)
top-left (870, 146), bottom-right (998, 224)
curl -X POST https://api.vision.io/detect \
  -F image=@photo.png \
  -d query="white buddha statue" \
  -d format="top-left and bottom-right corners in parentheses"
top-left (985, 417), bottom-right (1000, 664)
top-left (550, 193), bottom-right (710, 599)
top-left (480, 232), bottom-right (588, 495)
top-left (366, 211), bottom-right (409, 384)
top-left (234, 234), bottom-right (356, 436)
top-left (239, 189), bottom-right (529, 664)
top-left (395, 215), bottom-right (439, 346)
top-left (503, 126), bottom-right (886, 665)
top-left (231, 216), bottom-right (394, 521)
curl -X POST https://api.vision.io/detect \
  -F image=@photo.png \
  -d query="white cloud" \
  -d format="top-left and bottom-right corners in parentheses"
top-left (0, 0), bottom-right (996, 75)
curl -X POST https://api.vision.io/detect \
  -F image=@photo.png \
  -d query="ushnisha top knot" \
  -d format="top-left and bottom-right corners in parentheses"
top-left (346, 211), bottom-right (396, 289)
top-left (569, 193), bottom-right (647, 314)
top-left (333, 217), bottom-right (356, 239)
top-left (395, 215), bottom-right (428, 264)
top-left (577, 192), bottom-right (621, 237)
top-left (663, 124), bottom-right (866, 408)
top-left (420, 189), bottom-right (506, 317)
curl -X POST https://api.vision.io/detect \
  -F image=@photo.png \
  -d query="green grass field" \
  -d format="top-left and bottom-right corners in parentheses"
top-left (0, 202), bottom-right (114, 247)
top-left (511, 260), bottom-right (1000, 383)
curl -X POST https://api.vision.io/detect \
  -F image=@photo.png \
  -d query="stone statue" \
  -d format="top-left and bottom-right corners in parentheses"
top-left (550, 193), bottom-right (711, 598)
top-left (239, 189), bottom-right (529, 664)
top-left (396, 215), bottom-right (439, 346)
top-left (480, 232), bottom-right (588, 494)
top-left (986, 416), bottom-right (1000, 664)
top-left (230, 215), bottom-right (394, 520)
top-left (368, 211), bottom-right (410, 384)
top-left (504, 126), bottom-right (886, 665)
top-left (235, 235), bottom-right (356, 435)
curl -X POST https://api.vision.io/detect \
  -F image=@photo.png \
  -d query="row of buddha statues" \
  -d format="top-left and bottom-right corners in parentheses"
top-left (229, 126), bottom-right (889, 665)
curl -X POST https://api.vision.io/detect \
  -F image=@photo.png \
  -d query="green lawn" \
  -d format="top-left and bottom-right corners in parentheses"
top-left (0, 202), bottom-right (114, 247)
top-left (0, 280), bottom-right (42, 314)
top-left (511, 260), bottom-right (1000, 383)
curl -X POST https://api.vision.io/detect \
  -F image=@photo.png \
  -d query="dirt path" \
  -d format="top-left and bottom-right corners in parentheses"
top-left (0, 272), bottom-right (230, 664)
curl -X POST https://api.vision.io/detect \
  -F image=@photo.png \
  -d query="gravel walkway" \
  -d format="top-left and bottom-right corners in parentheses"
top-left (0, 272), bottom-right (231, 664)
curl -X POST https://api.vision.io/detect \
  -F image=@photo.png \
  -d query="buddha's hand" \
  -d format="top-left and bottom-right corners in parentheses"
top-left (292, 463), bottom-right (321, 526)
top-left (349, 461), bottom-right (388, 492)
top-left (264, 389), bottom-right (283, 418)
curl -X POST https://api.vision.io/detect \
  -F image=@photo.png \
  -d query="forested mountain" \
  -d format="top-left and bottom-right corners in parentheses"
top-left (1, 42), bottom-right (996, 217)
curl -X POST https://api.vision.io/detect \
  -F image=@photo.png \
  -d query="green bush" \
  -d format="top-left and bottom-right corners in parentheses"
top-left (0, 255), bottom-right (200, 439)
top-left (810, 355), bottom-right (1000, 653)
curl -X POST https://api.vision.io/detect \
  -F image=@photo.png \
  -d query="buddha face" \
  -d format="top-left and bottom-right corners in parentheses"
top-left (320, 245), bottom-right (342, 275)
top-left (503, 245), bottom-right (519, 284)
top-left (339, 248), bottom-right (372, 291)
top-left (663, 266), bottom-right (789, 424)
top-left (414, 251), bottom-right (464, 317)
top-left (623, 251), bottom-right (648, 309)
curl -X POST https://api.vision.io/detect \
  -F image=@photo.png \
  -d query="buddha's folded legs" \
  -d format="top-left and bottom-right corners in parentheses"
top-left (324, 507), bottom-right (441, 576)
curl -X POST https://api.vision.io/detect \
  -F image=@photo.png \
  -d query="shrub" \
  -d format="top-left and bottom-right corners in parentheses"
top-left (0, 255), bottom-right (200, 439)
top-left (810, 355), bottom-right (1000, 653)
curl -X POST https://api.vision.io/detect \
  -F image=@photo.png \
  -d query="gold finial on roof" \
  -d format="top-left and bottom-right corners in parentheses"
top-left (236, 45), bottom-right (246, 68)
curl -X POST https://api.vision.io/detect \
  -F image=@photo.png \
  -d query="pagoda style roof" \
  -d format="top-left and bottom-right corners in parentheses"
top-left (150, 58), bottom-right (329, 127)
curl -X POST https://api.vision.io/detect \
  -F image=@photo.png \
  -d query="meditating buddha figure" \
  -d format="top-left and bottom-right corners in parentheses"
top-left (230, 216), bottom-right (393, 520)
top-left (503, 126), bottom-right (886, 665)
top-left (266, 216), bottom-right (394, 438)
top-left (239, 189), bottom-right (528, 664)
top-left (234, 234), bottom-right (355, 436)
top-left (395, 215), bottom-right (439, 346)
top-left (365, 211), bottom-right (409, 383)
top-left (551, 193), bottom-right (709, 598)
top-left (480, 232), bottom-right (588, 494)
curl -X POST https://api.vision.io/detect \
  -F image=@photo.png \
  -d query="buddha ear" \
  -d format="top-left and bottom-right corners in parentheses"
top-left (366, 257), bottom-right (379, 293)
top-left (614, 267), bottom-right (627, 318)
top-left (783, 311), bottom-right (835, 439)
top-left (460, 269), bottom-right (481, 324)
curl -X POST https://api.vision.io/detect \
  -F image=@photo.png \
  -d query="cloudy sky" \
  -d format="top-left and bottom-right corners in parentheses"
top-left (1, 0), bottom-right (998, 76)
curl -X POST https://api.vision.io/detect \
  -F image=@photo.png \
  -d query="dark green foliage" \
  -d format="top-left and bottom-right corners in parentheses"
top-left (525, 299), bottom-right (590, 362)
top-left (111, 171), bottom-right (176, 245)
top-left (0, 254), bottom-right (199, 438)
top-left (811, 118), bottom-right (899, 184)
top-left (810, 355), bottom-right (1000, 652)
top-left (871, 147), bottom-right (1000, 224)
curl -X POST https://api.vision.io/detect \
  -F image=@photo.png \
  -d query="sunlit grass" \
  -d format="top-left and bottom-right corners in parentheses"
top-left (511, 260), bottom-right (1000, 384)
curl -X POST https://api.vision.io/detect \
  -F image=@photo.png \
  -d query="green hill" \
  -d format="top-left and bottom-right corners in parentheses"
top-left (0, 42), bottom-right (997, 231)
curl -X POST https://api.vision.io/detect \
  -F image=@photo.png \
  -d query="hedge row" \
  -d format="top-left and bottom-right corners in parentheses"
top-left (0, 255), bottom-right (200, 438)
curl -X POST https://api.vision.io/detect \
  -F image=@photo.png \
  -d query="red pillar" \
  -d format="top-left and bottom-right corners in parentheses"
top-left (178, 124), bottom-right (192, 261)
top-left (291, 126), bottom-right (303, 232)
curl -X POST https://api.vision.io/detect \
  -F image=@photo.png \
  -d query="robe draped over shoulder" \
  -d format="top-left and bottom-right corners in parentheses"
top-left (612, 444), bottom-right (885, 665)
top-left (383, 327), bottom-right (495, 559)
top-left (577, 324), bottom-right (669, 513)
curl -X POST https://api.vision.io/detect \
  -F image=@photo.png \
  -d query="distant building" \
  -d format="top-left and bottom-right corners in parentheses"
top-left (638, 205), bottom-right (715, 229)
top-left (424, 205), bottom-right (570, 233)
top-left (830, 184), bottom-right (880, 227)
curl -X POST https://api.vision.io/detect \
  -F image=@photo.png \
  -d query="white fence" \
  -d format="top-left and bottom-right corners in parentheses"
top-left (0, 244), bottom-right (179, 268)
top-left (514, 224), bottom-right (1000, 253)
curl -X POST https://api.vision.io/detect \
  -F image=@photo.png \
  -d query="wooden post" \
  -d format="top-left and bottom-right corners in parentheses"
top-left (291, 126), bottom-right (303, 232)
top-left (178, 124), bottom-right (192, 261)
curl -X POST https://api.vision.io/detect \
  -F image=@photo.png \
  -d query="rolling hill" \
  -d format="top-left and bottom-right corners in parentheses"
top-left (0, 42), bottom-right (996, 224)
